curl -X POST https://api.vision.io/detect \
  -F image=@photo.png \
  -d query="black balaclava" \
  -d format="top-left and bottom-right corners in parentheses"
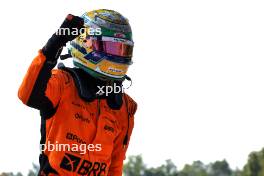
top-left (58, 63), bottom-right (123, 110)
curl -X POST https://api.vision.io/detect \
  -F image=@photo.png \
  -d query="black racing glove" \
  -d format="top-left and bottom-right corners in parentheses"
top-left (42, 14), bottom-right (84, 61)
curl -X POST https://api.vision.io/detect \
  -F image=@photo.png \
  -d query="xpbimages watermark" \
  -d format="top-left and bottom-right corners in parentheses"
top-left (56, 27), bottom-right (102, 36)
top-left (40, 141), bottom-right (102, 155)
top-left (96, 83), bottom-right (124, 96)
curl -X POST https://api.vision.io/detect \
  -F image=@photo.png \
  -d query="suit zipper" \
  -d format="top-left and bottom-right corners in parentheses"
top-left (96, 99), bottom-right (101, 120)
top-left (89, 99), bottom-right (100, 162)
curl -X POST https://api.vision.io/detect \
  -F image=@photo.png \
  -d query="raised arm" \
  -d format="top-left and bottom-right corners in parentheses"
top-left (18, 14), bottom-right (84, 114)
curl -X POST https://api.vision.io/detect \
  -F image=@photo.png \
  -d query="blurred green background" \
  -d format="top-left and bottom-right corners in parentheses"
top-left (1, 147), bottom-right (264, 176)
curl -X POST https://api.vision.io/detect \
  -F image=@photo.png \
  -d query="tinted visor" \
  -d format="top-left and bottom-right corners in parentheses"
top-left (84, 51), bottom-right (133, 65)
top-left (92, 40), bottom-right (133, 57)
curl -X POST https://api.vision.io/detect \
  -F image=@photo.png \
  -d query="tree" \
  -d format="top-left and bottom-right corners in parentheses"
top-left (0, 173), bottom-right (23, 176)
top-left (232, 169), bottom-right (242, 176)
top-left (144, 160), bottom-right (178, 176)
top-left (27, 163), bottom-right (39, 176)
top-left (123, 155), bottom-right (146, 176)
top-left (178, 161), bottom-right (207, 176)
top-left (242, 148), bottom-right (264, 176)
top-left (208, 160), bottom-right (232, 176)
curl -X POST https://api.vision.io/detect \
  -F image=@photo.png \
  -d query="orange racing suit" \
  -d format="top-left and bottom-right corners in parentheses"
top-left (18, 50), bottom-right (137, 176)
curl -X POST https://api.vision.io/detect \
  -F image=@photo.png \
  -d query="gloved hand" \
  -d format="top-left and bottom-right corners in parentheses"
top-left (42, 14), bottom-right (84, 61)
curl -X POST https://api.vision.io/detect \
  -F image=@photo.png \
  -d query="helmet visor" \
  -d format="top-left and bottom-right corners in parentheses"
top-left (92, 40), bottom-right (133, 57)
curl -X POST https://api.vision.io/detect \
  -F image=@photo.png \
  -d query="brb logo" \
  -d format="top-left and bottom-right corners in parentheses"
top-left (60, 153), bottom-right (107, 176)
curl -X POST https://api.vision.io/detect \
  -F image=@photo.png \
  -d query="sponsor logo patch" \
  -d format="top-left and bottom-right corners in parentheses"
top-left (60, 153), bottom-right (107, 175)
